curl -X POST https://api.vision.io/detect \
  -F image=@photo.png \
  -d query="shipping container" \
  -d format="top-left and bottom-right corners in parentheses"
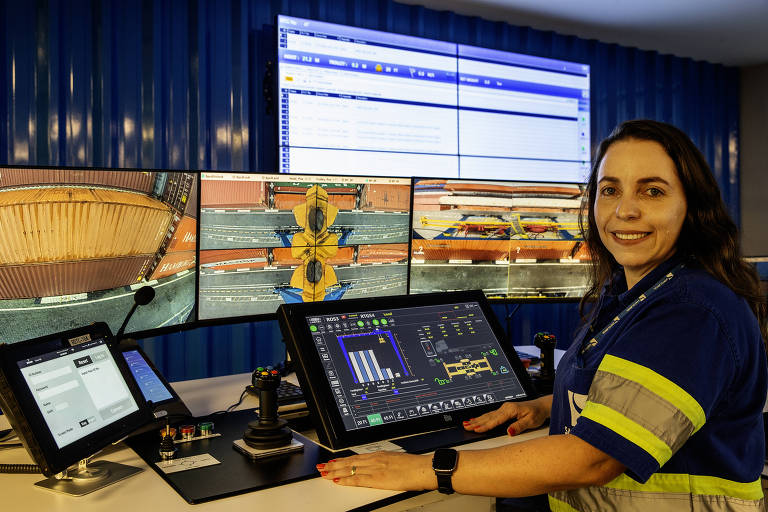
top-left (161, 172), bottom-right (197, 215)
top-left (274, 193), bottom-right (356, 211)
top-left (272, 247), bottom-right (303, 266)
top-left (0, 168), bottom-right (156, 194)
top-left (361, 184), bottom-right (410, 212)
top-left (0, 187), bottom-right (172, 264)
top-left (200, 178), bottom-right (267, 208)
top-left (165, 215), bottom-right (197, 253)
top-left (185, 176), bottom-right (199, 219)
top-left (410, 239), bottom-right (583, 262)
top-left (148, 250), bottom-right (196, 280)
top-left (358, 244), bottom-right (408, 263)
top-left (329, 247), bottom-right (354, 265)
top-left (0, 255), bottom-right (153, 299)
top-left (199, 248), bottom-right (268, 270)
top-left (443, 183), bottom-right (583, 198)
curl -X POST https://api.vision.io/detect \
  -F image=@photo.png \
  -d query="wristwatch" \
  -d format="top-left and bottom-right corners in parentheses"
top-left (432, 448), bottom-right (459, 494)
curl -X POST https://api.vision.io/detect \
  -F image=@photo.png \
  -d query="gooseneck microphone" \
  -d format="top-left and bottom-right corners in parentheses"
top-left (115, 286), bottom-right (155, 340)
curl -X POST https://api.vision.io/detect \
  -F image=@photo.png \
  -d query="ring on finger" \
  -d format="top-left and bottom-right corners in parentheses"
top-left (350, 465), bottom-right (357, 476)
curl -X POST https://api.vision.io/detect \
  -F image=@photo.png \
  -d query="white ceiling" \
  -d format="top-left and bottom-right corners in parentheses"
top-left (396, 0), bottom-right (768, 66)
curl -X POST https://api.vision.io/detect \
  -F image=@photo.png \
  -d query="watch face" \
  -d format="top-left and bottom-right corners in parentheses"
top-left (432, 448), bottom-right (458, 471)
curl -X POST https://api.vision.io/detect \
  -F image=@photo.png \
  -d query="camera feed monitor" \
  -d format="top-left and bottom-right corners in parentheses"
top-left (410, 179), bottom-right (589, 299)
top-left (277, 15), bottom-right (590, 182)
top-left (198, 172), bottom-right (411, 320)
top-left (0, 168), bottom-right (197, 344)
top-left (279, 291), bottom-right (535, 450)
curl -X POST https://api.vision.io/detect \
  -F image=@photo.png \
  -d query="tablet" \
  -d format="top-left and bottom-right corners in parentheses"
top-left (119, 343), bottom-right (191, 420)
top-left (0, 323), bottom-right (153, 476)
top-left (278, 290), bottom-right (537, 450)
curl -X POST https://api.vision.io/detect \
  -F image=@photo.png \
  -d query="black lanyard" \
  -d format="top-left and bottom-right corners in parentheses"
top-left (581, 262), bottom-right (685, 354)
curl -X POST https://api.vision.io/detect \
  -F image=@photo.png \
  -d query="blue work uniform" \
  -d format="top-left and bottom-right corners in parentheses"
top-left (549, 255), bottom-right (767, 511)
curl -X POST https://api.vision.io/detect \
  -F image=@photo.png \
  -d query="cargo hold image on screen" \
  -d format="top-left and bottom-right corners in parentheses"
top-left (0, 168), bottom-right (197, 343)
top-left (410, 179), bottom-right (589, 298)
top-left (198, 172), bottom-right (410, 320)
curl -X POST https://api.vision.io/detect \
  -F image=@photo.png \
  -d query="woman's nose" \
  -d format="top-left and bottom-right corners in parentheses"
top-left (615, 196), bottom-right (640, 219)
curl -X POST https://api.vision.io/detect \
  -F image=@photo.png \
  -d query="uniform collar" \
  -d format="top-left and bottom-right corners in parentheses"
top-left (612, 252), bottom-right (688, 307)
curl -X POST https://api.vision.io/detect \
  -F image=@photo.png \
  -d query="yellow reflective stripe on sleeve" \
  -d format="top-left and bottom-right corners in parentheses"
top-left (605, 473), bottom-right (765, 501)
top-left (580, 401), bottom-right (672, 465)
top-left (548, 494), bottom-right (580, 512)
top-left (599, 354), bottom-right (706, 431)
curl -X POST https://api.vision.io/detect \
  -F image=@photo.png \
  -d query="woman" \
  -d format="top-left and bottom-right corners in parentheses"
top-left (316, 120), bottom-right (767, 511)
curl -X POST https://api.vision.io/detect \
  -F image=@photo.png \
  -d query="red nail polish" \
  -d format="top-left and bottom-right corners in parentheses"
top-left (316, 463), bottom-right (325, 469)
top-left (333, 478), bottom-right (340, 483)
top-left (321, 471), bottom-right (328, 477)
top-left (507, 426), bottom-right (517, 436)
top-left (329, 459), bottom-right (337, 462)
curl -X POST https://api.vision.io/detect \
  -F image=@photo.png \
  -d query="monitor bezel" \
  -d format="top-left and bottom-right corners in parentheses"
top-left (277, 289), bottom-right (538, 450)
top-left (0, 322), bottom-right (153, 476)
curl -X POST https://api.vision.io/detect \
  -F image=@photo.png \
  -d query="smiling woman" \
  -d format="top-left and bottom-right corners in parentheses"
top-left (318, 120), bottom-right (767, 512)
top-left (593, 139), bottom-right (688, 289)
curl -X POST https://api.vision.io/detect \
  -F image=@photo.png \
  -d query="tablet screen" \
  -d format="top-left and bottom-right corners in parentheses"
top-left (122, 349), bottom-right (175, 405)
top-left (305, 300), bottom-right (527, 432)
top-left (17, 337), bottom-right (140, 449)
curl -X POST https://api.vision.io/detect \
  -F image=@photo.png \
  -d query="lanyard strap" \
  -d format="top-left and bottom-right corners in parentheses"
top-left (582, 262), bottom-right (685, 354)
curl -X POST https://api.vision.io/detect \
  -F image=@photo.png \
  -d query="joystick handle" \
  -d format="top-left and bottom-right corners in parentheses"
top-left (533, 332), bottom-right (557, 380)
top-left (242, 366), bottom-right (293, 450)
top-left (253, 366), bottom-right (281, 424)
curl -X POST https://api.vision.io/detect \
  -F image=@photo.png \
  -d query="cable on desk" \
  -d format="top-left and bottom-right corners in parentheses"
top-left (0, 463), bottom-right (41, 474)
top-left (210, 388), bottom-right (249, 416)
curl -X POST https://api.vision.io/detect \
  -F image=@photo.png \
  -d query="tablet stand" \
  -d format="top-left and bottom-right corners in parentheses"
top-left (34, 458), bottom-right (142, 496)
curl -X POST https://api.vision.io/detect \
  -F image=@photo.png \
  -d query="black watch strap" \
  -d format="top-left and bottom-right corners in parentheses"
top-left (435, 471), bottom-right (455, 494)
top-left (432, 448), bottom-right (458, 494)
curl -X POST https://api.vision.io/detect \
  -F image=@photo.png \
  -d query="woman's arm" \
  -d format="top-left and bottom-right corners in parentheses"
top-left (319, 394), bottom-right (625, 497)
top-left (319, 433), bottom-right (625, 496)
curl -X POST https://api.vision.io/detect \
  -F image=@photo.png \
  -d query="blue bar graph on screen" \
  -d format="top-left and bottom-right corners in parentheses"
top-left (338, 330), bottom-right (409, 384)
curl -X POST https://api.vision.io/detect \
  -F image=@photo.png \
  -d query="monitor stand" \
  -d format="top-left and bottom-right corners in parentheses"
top-left (34, 458), bottom-right (142, 496)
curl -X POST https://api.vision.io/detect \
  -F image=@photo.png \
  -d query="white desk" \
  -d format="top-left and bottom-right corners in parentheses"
top-left (0, 372), bottom-right (547, 512)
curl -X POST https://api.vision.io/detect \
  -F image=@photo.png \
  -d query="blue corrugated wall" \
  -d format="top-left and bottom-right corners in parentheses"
top-left (0, 0), bottom-right (740, 381)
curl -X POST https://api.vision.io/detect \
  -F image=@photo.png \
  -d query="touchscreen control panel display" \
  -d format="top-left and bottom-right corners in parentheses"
top-left (17, 338), bottom-right (140, 449)
top-left (305, 301), bottom-right (527, 431)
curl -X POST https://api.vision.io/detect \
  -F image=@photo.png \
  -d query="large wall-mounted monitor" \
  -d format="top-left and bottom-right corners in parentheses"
top-left (0, 167), bottom-right (198, 344)
top-left (410, 178), bottom-right (589, 299)
top-left (198, 172), bottom-right (411, 321)
top-left (277, 15), bottom-right (590, 182)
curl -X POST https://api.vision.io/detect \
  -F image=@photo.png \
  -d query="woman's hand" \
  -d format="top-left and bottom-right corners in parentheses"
top-left (316, 452), bottom-right (435, 491)
top-left (463, 395), bottom-right (552, 436)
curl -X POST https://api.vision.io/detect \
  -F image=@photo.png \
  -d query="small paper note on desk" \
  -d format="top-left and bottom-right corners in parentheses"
top-left (350, 440), bottom-right (404, 454)
top-left (156, 453), bottom-right (221, 474)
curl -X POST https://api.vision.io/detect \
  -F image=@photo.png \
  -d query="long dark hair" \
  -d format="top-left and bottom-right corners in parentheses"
top-left (579, 120), bottom-right (767, 343)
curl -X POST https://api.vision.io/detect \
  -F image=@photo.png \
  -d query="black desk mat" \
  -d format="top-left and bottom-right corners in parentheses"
top-left (126, 409), bottom-right (350, 504)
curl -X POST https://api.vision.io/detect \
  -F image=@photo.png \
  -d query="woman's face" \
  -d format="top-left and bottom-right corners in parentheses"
top-left (594, 138), bottom-right (687, 289)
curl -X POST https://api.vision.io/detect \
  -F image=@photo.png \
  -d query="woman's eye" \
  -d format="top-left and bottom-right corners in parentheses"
top-left (600, 186), bottom-right (615, 196)
top-left (646, 187), bottom-right (664, 197)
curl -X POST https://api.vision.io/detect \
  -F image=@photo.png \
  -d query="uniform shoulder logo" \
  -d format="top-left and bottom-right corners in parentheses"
top-left (567, 390), bottom-right (588, 429)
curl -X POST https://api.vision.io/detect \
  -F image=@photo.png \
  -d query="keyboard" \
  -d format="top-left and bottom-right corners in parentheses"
top-left (276, 380), bottom-right (305, 405)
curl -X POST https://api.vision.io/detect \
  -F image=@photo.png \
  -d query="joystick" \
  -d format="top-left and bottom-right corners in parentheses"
top-left (242, 367), bottom-right (293, 449)
top-left (531, 332), bottom-right (557, 395)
